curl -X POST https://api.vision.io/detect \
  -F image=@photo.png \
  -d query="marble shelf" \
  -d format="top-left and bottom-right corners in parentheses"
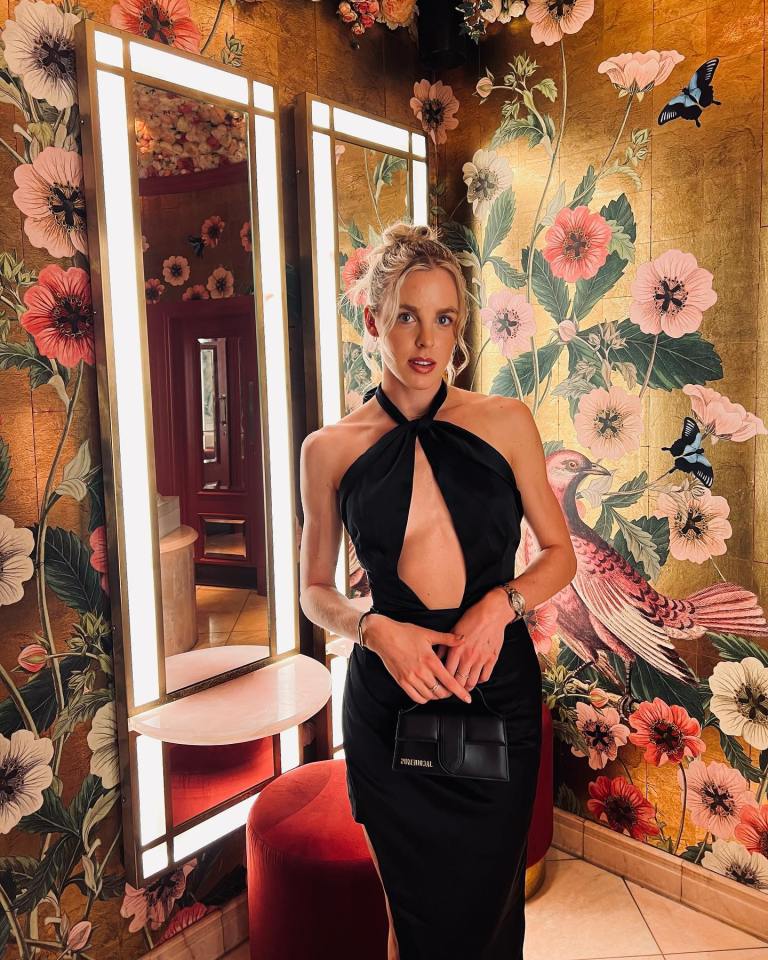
top-left (129, 653), bottom-right (331, 745)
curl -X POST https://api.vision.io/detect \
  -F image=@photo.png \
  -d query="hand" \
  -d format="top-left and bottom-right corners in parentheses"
top-left (364, 615), bottom-right (473, 704)
top-left (434, 589), bottom-right (513, 690)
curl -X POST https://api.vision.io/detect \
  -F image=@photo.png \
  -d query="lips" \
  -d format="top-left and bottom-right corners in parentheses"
top-left (408, 358), bottom-right (436, 372)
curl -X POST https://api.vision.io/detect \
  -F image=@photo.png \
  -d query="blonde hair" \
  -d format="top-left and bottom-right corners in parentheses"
top-left (342, 221), bottom-right (470, 384)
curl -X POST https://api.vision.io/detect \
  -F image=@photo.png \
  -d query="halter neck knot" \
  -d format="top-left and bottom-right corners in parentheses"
top-left (368, 378), bottom-right (447, 428)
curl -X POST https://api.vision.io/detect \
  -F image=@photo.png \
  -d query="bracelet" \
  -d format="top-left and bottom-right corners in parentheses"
top-left (357, 609), bottom-right (377, 649)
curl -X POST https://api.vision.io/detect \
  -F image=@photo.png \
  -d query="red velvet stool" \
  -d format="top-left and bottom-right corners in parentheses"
top-left (246, 758), bottom-right (389, 960)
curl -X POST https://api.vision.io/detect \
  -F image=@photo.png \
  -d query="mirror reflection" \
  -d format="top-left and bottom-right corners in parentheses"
top-left (134, 82), bottom-right (269, 692)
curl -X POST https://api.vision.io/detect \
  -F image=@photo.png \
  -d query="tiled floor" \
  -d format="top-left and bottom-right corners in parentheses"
top-left (194, 585), bottom-right (268, 649)
top-left (525, 845), bottom-right (768, 960)
top-left (218, 843), bottom-right (768, 960)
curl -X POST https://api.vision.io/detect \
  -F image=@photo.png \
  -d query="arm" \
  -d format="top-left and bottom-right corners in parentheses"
top-left (485, 398), bottom-right (577, 621)
top-left (298, 429), bottom-right (381, 647)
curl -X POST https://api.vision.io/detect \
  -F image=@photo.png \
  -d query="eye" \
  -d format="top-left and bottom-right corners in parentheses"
top-left (398, 311), bottom-right (414, 323)
top-left (438, 314), bottom-right (454, 326)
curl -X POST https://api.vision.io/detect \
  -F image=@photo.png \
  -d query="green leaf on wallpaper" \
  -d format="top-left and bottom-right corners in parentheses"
top-left (572, 251), bottom-right (627, 323)
top-left (611, 513), bottom-right (668, 581)
top-left (31, 526), bottom-right (107, 616)
top-left (490, 113), bottom-right (548, 152)
top-left (18, 786), bottom-right (78, 836)
top-left (373, 154), bottom-right (407, 200)
top-left (569, 165), bottom-right (598, 209)
top-left (0, 339), bottom-right (59, 389)
top-left (520, 246), bottom-right (570, 323)
top-left (609, 319), bottom-right (723, 391)
top-left (0, 436), bottom-right (10, 501)
top-left (600, 193), bottom-right (637, 244)
top-left (440, 219), bottom-right (480, 261)
top-left (487, 256), bottom-right (526, 288)
top-left (489, 341), bottom-right (562, 399)
top-left (70, 774), bottom-right (108, 833)
top-left (0, 653), bottom-right (89, 738)
top-left (53, 688), bottom-right (112, 740)
top-left (602, 473), bottom-right (647, 510)
top-left (719, 729), bottom-right (763, 783)
top-left (346, 220), bottom-right (366, 248)
top-left (533, 78), bottom-right (557, 102)
top-left (630, 657), bottom-right (704, 722)
top-left (481, 188), bottom-right (515, 262)
top-left (706, 632), bottom-right (768, 667)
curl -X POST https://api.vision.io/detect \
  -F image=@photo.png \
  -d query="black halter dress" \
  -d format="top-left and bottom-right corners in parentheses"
top-left (339, 378), bottom-right (543, 960)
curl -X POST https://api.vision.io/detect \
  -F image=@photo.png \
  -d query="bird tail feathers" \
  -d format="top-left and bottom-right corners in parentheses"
top-left (686, 581), bottom-right (768, 638)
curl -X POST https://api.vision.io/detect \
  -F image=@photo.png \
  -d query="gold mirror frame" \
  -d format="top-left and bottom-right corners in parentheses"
top-left (74, 20), bottom-right (300, 884)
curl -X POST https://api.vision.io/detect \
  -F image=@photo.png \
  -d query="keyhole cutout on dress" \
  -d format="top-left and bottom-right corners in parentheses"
top-left (396, 436), bottom-right (467, 610)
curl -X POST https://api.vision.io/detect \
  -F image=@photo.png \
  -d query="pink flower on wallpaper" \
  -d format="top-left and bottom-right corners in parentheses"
top-left (342, 246), bottom-right (372, 306)
top-left (120, 858), bottom-right (197, 932)
top-left (17, 643), bottom-right (47, 673)
top-left (206, 266), bottom-right (234, 299)
top-left (240, 221), bottom-right (252, 253)
top-left (570, 702), bottom-right (631, 770)
top-left (680, 759), bottom-right (758, 839)
top-left (162, 255), bottom-right (190, 286)
top-left (480, 290), bottom-right (536, 358)
top-left (557, 319), bottom-right (577, 342)
top-left (525, 0), bottom-right (594, 47)
top-left (733, 803), bottom-right (768, 856)
top-left (542, 206), bottom-right (612, 283)
top-left (682, 384), bottom-right (768, 444)
top-left (182, 284), bottom-right (210, 300)
top-left (145, 278), bottom-right (165, 303)
top-left (627, 697), bottom-right (706, 765)
top-left (110, 0), bottom-right (201, 51)
top-left (587, 774), bottom-right (661, 840)
top-left (524, 599), bottom-right (558, 652)
top-left (89, 525), bottom-right (109, 595)
top-left (13, 146), bottom-right (87, 259)
top-left (334, 143), bottom-right (346, 165)
top-left (21, 264), bottom-right (94, 367)
top-left (410, 79), bottom-right (459, 146)
top-left (597, 50), bottom-right (685, 99)
top-left (200, 215), bottom-right (225, 247)
top-left (654, 488), bottom-right (731, 564)
top-left (159, 902), bottom-right (208, 942)
top-left (630, 250), bottom-right (717, 338)
top-left (574, 385), bottom-right (643, 460)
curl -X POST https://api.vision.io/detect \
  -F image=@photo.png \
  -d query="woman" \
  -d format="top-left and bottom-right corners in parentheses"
top-left (299, 222), bottom-right (577, 959)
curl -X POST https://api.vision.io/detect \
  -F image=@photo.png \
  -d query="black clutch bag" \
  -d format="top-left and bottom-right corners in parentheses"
top-left (392, 685), bottom-right (509, 781)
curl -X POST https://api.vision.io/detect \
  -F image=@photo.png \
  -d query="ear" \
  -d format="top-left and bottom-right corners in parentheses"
top-left (363, 304), bottom-right (378, 338)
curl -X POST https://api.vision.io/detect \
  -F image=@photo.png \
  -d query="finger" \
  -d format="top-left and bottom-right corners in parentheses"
top-left (402, 680), bottom-right (428, 704)
top-left (414, 675), bottom-right (445, 701)
top-left (464, 661), bottom-right (485, 690)
top-left (433, 662), bottom-right (473, 702)
top-left (434, 631), bottom-right (466, 646)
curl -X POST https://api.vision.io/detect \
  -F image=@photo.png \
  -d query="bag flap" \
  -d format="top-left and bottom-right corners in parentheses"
top-left (438, 714), bottom-right (465, 773)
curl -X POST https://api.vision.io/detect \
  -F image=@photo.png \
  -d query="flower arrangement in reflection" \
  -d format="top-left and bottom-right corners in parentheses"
top-left (133, 86), bottom-right (247, 178)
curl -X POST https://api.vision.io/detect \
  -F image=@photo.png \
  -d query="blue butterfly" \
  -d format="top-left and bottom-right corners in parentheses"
top-left (658, 58), bottom-right (721, 128)
top-left (660, 416), bottom-right (713, 488)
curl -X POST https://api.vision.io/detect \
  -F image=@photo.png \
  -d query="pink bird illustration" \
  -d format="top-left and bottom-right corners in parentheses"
top-left (520, 450), bottom-right (768, 717)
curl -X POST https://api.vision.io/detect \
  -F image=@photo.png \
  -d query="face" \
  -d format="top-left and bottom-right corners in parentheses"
top-left (365, 266), bottom-right (459, 386)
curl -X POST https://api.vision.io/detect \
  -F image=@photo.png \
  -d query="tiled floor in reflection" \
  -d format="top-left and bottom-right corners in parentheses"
top-left (194, 585), bottom-right (268, 649)
top-left (524, 845), bottom-right (768, 960)
top-left (217, 843), bottom-right (768, 960)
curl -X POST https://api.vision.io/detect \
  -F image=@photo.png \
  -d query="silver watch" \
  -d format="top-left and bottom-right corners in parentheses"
top-left (499, 583), bottom-right (526, 618)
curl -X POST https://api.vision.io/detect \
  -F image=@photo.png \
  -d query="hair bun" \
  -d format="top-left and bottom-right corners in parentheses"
top-left (381, 221), bottom-right (435, 246)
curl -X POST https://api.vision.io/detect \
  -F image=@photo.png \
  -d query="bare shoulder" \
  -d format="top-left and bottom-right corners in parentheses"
top-left (444, 387), bottom-right (536, 466)
top-left (300, 400), bottom-right (382, 490)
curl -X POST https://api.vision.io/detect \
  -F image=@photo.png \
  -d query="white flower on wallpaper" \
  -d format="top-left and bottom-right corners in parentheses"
top-left (87, 701), bottom-right (119, 789)
top-left (708, 657), bottom-right (768, 750)
top-left (462, 148), bottom-right (513, 221)
top-left (701, 839), bottom-right (768, 891)
top-left (0, 514), bottom-right (34, 606)
top-left (1, 0), bottom-right (79, 110)
top-left (0, 730), bottom-right (54, 834)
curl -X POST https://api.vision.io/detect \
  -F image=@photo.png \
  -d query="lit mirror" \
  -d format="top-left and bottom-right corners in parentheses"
top-left (74, 21), bottom-right (323, 886)
top-left (295, 94), bottom-right (428, 755)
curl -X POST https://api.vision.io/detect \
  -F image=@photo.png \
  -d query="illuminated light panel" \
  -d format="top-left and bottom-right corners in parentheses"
top-left (332, 107), bottom-right (410, 152)
top-left (173, 793), bottom-right (257, 862)
top-left (95, 69), bottom-right (160, 706)
top-left (136, 734), bottom-right (166, 843)
top-left (311, 100), bottom-right (331, 129)
top-left (413, 160), bottom-right (428, 226)
top-left (253, 80), bottom-right (274, 113)
top-left (94, 30), bottom-right (123, 67)
top-left (142, 843), bottom-right (168, 878)
top-left (253, 113), bottom-right (297, 655)
top-left (279, 724), bottom-right (301, 772)
top-left (411, 132), bottom-right (427, 158)
top-left (129, 41), bottom-right (248, 105)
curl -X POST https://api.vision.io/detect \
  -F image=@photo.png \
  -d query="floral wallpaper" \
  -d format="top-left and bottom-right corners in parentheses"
top-left (428, 1), bottom-right (768, 892)
top-left (0, 0), bottom-right (423, 956)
